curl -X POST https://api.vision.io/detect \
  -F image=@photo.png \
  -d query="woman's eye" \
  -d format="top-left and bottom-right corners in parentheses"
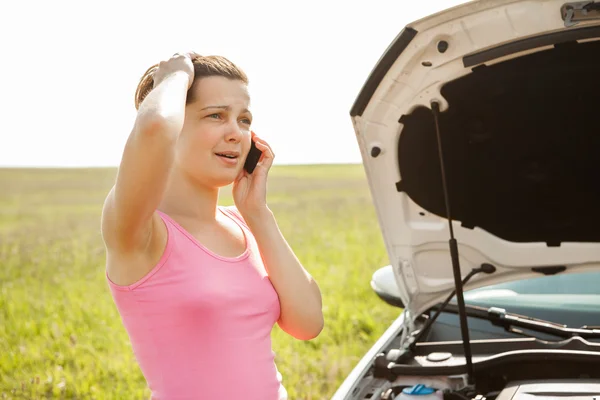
top-left (208, 113), bottom-right (221, 119)
top-left (240, 118), bottom-right (252, 125)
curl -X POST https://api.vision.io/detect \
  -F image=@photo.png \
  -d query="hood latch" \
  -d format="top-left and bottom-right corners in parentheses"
top-left (562, 1), bottom-right (600, 27)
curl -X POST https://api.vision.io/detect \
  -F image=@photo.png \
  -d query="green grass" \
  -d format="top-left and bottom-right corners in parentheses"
top-left (0, 165), bottom-right (401, 399)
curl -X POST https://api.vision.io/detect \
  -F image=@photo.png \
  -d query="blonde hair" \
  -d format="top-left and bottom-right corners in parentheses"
top-left (134, 54), bottom-right (249, 110)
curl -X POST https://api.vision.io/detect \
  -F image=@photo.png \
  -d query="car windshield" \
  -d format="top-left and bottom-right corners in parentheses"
top-left (462, 271), bottom-right (600, 328)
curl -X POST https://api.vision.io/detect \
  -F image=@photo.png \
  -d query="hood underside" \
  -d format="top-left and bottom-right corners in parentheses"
top-left (398, 35), bottom-right (600, 246)
top-left (351, 0), bottom-right (600, 321)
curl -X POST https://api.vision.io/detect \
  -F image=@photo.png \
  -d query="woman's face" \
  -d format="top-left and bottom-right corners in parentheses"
top-left (175, 76), bottom-right (253, 188)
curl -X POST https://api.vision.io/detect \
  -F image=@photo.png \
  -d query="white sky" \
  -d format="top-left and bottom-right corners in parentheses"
top-left (1, 0), bottom-right (468, 167)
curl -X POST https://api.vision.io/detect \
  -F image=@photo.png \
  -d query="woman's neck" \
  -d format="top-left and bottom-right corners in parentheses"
top-left (158, 168), bottom-right (220, 222)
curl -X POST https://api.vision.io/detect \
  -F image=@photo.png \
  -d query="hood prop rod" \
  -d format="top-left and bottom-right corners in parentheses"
top-left (431, 101), bottom-right (474, 384)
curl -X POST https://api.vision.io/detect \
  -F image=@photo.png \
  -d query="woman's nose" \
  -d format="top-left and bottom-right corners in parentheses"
top-left (224, 121), bottom-right (243, 143)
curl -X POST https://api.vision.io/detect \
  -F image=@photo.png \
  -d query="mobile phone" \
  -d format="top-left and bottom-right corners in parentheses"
top-left (243, 138), bottom-right (263, 174)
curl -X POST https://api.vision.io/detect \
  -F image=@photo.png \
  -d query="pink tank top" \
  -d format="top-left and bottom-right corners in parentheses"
top-left (106, 206), bottom-right (287, 400)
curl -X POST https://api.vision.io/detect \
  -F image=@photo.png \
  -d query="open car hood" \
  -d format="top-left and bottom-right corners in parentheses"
top-left (351, 0), bottom-right (600, 323)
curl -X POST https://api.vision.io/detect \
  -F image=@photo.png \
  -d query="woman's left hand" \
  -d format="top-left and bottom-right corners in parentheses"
top-left (232, 133), bottom-right (274, 220)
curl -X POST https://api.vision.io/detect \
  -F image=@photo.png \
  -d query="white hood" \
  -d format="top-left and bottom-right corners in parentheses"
top-left (350, 0), bottom-right (600, 321)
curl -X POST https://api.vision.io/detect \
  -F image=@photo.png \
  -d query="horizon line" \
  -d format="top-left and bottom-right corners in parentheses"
top-left (0, 161), bottom-right (364, 169)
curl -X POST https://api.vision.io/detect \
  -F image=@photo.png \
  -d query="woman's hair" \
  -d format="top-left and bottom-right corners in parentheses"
top-left (134, 54), bottom-right (249, 110)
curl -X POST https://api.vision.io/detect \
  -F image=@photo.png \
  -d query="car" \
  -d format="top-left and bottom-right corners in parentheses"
top-left (331, 0), bottom-right (600, 399)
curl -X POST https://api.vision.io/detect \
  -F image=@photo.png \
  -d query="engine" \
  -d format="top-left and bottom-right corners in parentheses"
top-left (376, 381), bottom-right (600, 400)
top-left (493, 381), bottom-right (600, 400)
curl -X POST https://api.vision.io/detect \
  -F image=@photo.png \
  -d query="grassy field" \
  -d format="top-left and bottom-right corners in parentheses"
top-left (0, 164), bottom-right (401, 399)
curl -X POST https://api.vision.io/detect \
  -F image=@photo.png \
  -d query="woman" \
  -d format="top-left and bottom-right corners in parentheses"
top-left (101, 52), bottom-right (324, 400)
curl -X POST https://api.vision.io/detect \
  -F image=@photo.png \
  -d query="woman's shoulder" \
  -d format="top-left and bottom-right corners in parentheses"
top-left (219, 205), bottom-right (249, 228)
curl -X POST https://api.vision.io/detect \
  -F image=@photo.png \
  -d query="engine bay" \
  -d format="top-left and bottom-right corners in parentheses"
top-left (348, 322), bottom-right (600, 400)
top-left (494, 381), bottom-right (600, 400)
top-left (373, 380), bottom-right (600, 400)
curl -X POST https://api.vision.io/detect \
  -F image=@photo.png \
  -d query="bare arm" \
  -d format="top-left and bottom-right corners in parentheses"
top-left (246, 209), bottom-right (324, 340)
top-left (102, 55), bottom-right (194, 252)
top-left (232, 134), bottom-right (324, 340)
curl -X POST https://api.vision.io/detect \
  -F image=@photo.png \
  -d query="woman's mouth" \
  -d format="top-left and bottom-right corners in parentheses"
top-left (215, 151), bottom-right (240, 166)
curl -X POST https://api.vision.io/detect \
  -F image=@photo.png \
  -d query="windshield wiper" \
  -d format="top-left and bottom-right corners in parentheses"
top-left (439, 302), bottom-right (600, 339)
top-left (487, 307), bottom-right (600, 339)
top-left (407, 263), bottom-right (497, 352)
